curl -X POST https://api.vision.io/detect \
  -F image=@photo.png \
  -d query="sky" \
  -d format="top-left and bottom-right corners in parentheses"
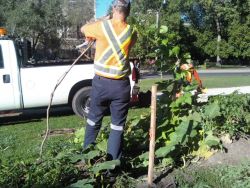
top-left (96, 0), bottom-right (113, 18)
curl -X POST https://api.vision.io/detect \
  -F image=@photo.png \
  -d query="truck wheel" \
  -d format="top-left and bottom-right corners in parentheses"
top-left (72, 87), bottom-right (91, 118)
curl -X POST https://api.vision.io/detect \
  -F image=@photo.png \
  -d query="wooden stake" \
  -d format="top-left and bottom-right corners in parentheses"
top-left (148, 85), bottom-right (158, 187)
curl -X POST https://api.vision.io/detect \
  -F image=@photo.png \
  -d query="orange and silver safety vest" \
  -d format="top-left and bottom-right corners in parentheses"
top-left (94, 20), bottom-right (133, 79)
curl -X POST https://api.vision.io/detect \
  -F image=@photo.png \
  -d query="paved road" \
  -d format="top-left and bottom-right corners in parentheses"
top-left (144, 68), bottom-right (250, 97)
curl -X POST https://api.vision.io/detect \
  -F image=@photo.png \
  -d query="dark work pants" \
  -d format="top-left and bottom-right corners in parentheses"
top-left (83, 75), bottom-right (131, 160)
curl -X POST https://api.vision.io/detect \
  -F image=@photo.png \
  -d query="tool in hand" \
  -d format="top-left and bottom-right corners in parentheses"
top-left (39, 41), bottom-right (95, 158)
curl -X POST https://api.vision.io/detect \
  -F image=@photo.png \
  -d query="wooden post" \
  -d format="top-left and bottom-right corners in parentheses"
top-left (148, 85), bottom-right (158, 187)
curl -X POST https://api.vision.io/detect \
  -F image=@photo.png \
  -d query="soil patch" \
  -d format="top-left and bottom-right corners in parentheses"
top-left (198, 138), bottom-right (250, 167)
top-left (148, 138), bottom-right (250, 188)
top-left (41, 128), bottom-right (76, 137)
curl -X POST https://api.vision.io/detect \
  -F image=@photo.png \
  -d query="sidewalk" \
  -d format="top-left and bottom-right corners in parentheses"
top-left (204, 86), bottom-right (250, 96)
top-left (157, 86), bottom-right (250, 100)
top-left (141, 67), bottom-right (250, 74)
top-left (197, 68), bottom-right (250, 74)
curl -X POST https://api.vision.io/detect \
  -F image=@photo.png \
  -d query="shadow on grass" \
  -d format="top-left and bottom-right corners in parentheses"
top-left (0, 107), bottom-right (74, 126)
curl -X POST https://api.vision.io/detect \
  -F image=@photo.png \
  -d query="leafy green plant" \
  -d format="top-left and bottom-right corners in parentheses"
top-left (125, 67), bottom-right (223, 171)
top-left (1, 93), bottom-right (250, 187)
top-left (202, 93), bottom-right (250, 137)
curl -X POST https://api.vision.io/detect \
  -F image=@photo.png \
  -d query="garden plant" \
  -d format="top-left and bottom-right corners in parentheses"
top-left (1, 23), bottom-right (250, 187)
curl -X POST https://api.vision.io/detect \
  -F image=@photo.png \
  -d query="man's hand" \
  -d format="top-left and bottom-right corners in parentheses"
top-left (75, 41), bottom-right (90, 49)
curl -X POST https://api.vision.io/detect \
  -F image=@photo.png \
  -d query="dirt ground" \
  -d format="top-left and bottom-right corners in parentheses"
top-left (144, 138), bottom-right (250, 188)
top-left (198, 138), bottom-right (250, 167)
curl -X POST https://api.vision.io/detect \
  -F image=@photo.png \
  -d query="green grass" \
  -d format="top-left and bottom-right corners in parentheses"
top-left (198, 64), bottom-right (249, 69)
top-left (201, 75), bottom-right (250, 88)
top-left (139, 75), bottom-right (250, 91)
top-left (0, 107), bottom-right (149, 163)
top-left (0, 114), bottom-right (84, 162)
top-left (139, 78), bottom-right (162, 91)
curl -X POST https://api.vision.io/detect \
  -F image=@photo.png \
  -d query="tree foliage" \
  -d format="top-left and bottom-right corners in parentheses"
top-left (0, 0), bottom-right (249, 63)
top-left (63, 0), bottom-right (94, 38)
top-left (181, 0), bottom-right (250, 63)
top-left (130, 0), bottom-right (250, 64)
top-left (0, 0), bottom-right (94, 57)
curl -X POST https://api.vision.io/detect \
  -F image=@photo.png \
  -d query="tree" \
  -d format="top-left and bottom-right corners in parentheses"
top-left (181, 0), bottom-right (250, 64)
top-left (129, 0), bottom-right (184, 60)
top-left (0, 0), bottom-right (95, 59)
top-left (1, 0), bottom-right (65, 54)
top-left (62, 0), bottom-right (94, 38)
top-left (126, 0), bottom-right (250, 65)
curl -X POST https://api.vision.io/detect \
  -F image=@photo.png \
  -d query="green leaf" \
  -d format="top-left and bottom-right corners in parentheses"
top-left (82, 150), bottom-right (100, 160)
top-left (96, 140), bottom-right (107, 152)
top-left (190, 112), bottom-right (202, 123)
top-left (171, 46), bottom-right (180, 56)
top-left (70, 154), bottom-right (85, 163)
top-left (69, 179), bottom-right (95, 188)
top-left (174, 92), bottom-right (192, 107)
top-left (149, 24), bottom-right (157, 30)
top-left (168, 132), bottom-right (180, 145)
top-left (142, 160), bottom-right (149, 167)
top-left (161, 158), bottom-right (174, 166)
top-left (174, 72), bottom-right (183, 80)
top-left (162, 131), bottom-right (167, 139)
top-left (170, 115), bottom-right (180, 125)
top-left (183, 85), bottom-right (197, 92)
top-left (161, 39), bottom-right (169, 45)
top-left (91, 160), bottom-right (120, 174)
top-left (130, 118), bottom-right (141, 127)
top-left (155, 145), bottom-right (174, 158)
top-left (205, 131), bottom-right (220, 147)
top-left (74, 128), bottom-right (85, 144)
top-left (159, 25), bottom-right (168, 34)
top-left (204, 101), bottom-right (221, 119)
top-left (174, 120), bottom-right (190, 144)
top-left (55, 151), bottom-right (69, 160)
top-left (245, 114), bottom-right (250, 123)
top-left (139, 152), bottom-right (149, 161)
top-left (183, 53), bottom-right (191, 59)
top-left (190, 130), bottom-right (198, 138)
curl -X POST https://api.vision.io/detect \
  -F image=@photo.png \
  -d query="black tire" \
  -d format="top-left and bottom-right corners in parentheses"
top-left (72, 86), bottom-right (92, 118)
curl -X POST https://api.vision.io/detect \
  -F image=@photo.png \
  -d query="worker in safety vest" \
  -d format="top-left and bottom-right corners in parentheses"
top-left (81, 0), bottom-right (137, 163)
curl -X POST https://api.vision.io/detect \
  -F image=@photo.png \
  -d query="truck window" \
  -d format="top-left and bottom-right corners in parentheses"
top-left (0, 45), bottom-right (3, 68)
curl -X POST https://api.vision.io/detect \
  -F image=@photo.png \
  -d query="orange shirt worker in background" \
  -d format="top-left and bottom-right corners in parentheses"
top-left (81, 0), bottom-right (137, 164)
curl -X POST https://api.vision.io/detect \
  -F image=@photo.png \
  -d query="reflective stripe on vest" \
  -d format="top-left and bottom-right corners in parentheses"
top-left (94, 20), bottom-right (133, 79)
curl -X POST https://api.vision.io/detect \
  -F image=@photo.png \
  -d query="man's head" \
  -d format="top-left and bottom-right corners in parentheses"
top-left (112, 0), bottom-right (131, 18)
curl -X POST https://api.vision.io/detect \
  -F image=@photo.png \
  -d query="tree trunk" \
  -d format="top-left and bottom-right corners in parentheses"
top-left (32, 33), bottom-right (41, 53)
top-left (215, 16), bottom-right (221, 66)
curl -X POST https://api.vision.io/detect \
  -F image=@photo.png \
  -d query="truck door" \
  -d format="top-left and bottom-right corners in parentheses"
top-left (0, 41), bottom-right (19, 110)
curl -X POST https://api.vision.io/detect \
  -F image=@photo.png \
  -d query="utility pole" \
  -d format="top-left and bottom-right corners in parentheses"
top-left (156, 0), bottom-right (167, 79)
top-left (94, 0), bottom-right (96, 20)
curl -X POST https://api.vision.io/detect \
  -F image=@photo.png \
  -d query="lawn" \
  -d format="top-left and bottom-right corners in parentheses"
top-left (0, 107), bottom-right (149, 163)
top-left (0, 113), bottom-right (83, 162)
top-left (139, 75), bottom-right (250, 91)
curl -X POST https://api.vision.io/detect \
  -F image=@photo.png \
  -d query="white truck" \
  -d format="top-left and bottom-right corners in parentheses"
top-left (0, 29), bottom-right (94, 118)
